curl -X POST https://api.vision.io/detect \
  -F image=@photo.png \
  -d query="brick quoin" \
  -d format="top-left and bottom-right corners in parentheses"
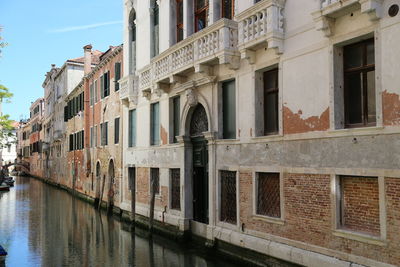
top-left (239, 172), bottom-right (400, 265)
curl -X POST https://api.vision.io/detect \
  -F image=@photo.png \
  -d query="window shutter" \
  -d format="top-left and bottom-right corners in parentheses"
top-left (106, 71), bottom-right (110, 96)
top-left (222, 80), bottom-right (236, 139)
top-left (129, 110), bottom-right (136, 147)
top-left (64, 106), bottom-right (68, 121)
top-left (100, 75), bottom-right (104, 99)
top-left (115, 62), bottom-right (121, 91)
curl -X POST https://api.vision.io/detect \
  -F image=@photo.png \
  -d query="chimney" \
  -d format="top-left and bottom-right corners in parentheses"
top-left (83, 44), bottom-right (92, 75)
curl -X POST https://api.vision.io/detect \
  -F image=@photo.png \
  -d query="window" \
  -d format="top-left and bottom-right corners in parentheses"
top-left (343, 39), bottom-right (375, 127)
top-left (256, 173), bottom-right (281, 218)
top-left (94, 125), bottom-right (98, 147)
top-left (176, 0), bottom-right (184, 42)
top-left (222, 0), bottom-right (234, 19)
top-left (114, 62), bottom-right (121, 91)
top-left (90, 82), bottom-right (94, 106)
top-left (90, 127), bottom-right (94, 148)
top-left (114, 118), bottom-right (120, 144)
top-left (263, 69), bottom-right (279, 134)
top-left (94, 80), bottom-right (99, 103)
top-left (101, 122), bottom-right (108, 146)
top-left (128, 109), bottom-right (137, 147)
top-left (222, 80), bottom-right (236, 139)
top-left (101, 72), bottom-right (110, 98)
top-left (339, 176), bottom-right (380, 236)
top-left (171, 97), bottom-right (180, 143)
top-left (170, 169), bottom-right (181, 210)
top-left (150, 168), bottom-right (160, 195)
top-left (69, 134), bottom-right (74, 151)
top-left (220, 171), bottom-right (237, 224)
top-left (151, 1), bottom-right (160, 58)
top-left (150, 102), bottom-right (160, 145)
top-left (195, 0), bottom-right (208, 32)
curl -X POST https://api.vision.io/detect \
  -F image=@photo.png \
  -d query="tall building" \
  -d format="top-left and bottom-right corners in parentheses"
top-left (118, 1), bottom-right (400, 266)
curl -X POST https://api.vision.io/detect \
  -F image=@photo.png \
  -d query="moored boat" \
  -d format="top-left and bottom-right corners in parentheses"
top-left (0, 245), bottom-right (7, 262)
top-left (0, 183), bottom-right (10, 192)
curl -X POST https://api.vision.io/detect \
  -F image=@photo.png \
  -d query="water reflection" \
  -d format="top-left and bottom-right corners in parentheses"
top-left (0, 177), bottom-right (242, 267)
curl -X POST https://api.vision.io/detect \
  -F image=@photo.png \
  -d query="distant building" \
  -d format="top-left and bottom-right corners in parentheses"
top-left (0, 121), bottom-right (18, 168)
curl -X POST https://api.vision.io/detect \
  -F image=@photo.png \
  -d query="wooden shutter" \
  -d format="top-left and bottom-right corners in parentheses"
top-left (129, 109), bottom-right (136, 147)
top-left (115, 62), bottom-right (121, 91)
top-left (100, 75), bottom-right (104, 99)
top-left (222, 80), bottom-right (236, 139)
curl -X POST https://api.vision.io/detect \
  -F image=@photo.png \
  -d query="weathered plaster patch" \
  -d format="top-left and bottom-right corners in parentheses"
top-left (383, 90), bottom-right (400, 126)
top-left (160, 125), bottom-right (168, 145)
top-left (283, 107), bottom-right (329, 135)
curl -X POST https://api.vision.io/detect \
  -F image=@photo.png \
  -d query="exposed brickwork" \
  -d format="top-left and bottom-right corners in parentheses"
top-left (239, 172), bottom-right (400, 265)
top-left (136, 167), bottom-right (149, 204)
top-left (283, 107), bottom-right (329, 134)
top-left (382, 90), bottom-right (400, 126)
top-left (341, 176), bottom-right (380, 236)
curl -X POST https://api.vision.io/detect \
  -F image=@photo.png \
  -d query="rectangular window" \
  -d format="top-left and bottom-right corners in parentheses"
top-left (152, 2), bottom-right (160, 58)
top-left (90, 127), bottom-right (94, 148)
top-left (114, 118), bottom-right (120, 144)
top-left (170, 169), bottom-right (181, 210)
top-left (101, 122), bottom-right (108, 146)
top-left (176, 0), bottom-right (184, 42)
top-left (100, 75), bottom-right (104, 99)
top-left (256, 173), bottom-right (281, 218)
top-left (94, 80), bottom-right (98, 103)
top-left (90, 83), bottom-right (94, 106)
top-left (339, 176), bottom-right (380, 236)
top-left (222, 80), bottom-right (236, 139)
top-left (172, 97), bottom-right (180, 143)
top-left (69, 134), bottom-right (73, 151)
top-left (222, 0), bottom-right (234, 19)
top-left (150, 168), bottom-right (160, 195)
top-left (220, 170), bottom-right (237, 224)
top-left (263, 69), bottom-right (279, 134)
top-left (128, 109), bottom-right (137, 147)
top-left (195, 0), bottom-right (208, 32)
top-left (114, 62), bottom-right (121, 91)
top-left (94, 125), bottom-right (98, 147)
top-left (150, 102), bottom-right (160, 145)
top-left (344, 39), bottom-right (375, 128)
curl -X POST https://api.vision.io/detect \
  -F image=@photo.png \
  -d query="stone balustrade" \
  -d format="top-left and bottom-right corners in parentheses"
top-left (138, 18), bottom-right (239, 94)
top-left (236, 0), bottom-right (286, 62)
top-left (119, 74), bottom-right (138, 103)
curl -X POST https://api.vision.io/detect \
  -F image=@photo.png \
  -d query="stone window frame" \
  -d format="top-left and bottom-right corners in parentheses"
top-left (329, 31), bottom-right (383, 131)
top-left (252, 169), bottom-right (285, 225)
top-left (149, 167), bottom-right (162, 197)
top-left (331, 174), bottom-right (387, 245)
top-left (253, 60), bottom-right (283, 138)
top-left (217, 78), bottom-right (239, 140)
top-left (216, 168), bottom-right (240, 231)
top-left (169, 168), bottom-right (182, 215)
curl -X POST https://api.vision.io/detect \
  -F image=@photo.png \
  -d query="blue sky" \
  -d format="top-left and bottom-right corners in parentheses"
top-left (0, 0), bottom-right (123, 121)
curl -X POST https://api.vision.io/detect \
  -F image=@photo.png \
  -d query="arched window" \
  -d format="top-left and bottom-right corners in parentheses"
top-left (195, 0), bottom-right (209, 32)
top-left (151, 0), bottom-right (160, 58)
top-left (176, 0), bottom-right (184, 42)
top-left (222, 0), bottom-right (234, 20)
top-left (129, 10), bottom-right (137, 74)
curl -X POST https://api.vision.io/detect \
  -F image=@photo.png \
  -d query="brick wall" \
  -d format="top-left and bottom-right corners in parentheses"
top-left (136, 167), bottom-right (168, 209)
top-left (341, 176), bottom-right (380, 236)
top-left (239, 172), bottom-right (400, 265)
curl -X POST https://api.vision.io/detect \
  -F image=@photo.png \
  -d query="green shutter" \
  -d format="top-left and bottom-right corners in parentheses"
top-left (115, 62), bottom-right (121, 91)
top-left (100, 75), bottom-right (104, 99)
top-left (151, 102), bottom-right (160, 145)
top-left (222, 80), bottom-right (236, 139)
top-left (114, 118), bottom-right (120, 144)
top-left (129, 109), bottom-right (136, 147)
top-left (173, 97), bottom-right (180, 143)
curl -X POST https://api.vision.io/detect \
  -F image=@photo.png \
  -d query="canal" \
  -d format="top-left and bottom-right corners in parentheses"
top-left (0, 176), bottom-right (248, 267)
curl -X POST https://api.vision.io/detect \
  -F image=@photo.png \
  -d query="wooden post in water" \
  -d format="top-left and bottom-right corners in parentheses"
top-left (130, 168), bottom-right (136, 224)
top-left (149, 174), bottom-right (156, 232)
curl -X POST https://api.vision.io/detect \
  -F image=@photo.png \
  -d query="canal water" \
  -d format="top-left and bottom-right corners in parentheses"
top-left (0, 176), bottom-right (246, 267)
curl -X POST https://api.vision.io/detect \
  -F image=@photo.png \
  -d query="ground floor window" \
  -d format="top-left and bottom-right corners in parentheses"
top-left (256, 172), bottom-right (281, 218)
top-left (220, 170), bottom-right (237, 224)
top-left (170, 169), bottom-right (180, 210)
top-left (339, 176), bottom-right (380, 236)
top-left (150, 168), bottom-right (160, 195)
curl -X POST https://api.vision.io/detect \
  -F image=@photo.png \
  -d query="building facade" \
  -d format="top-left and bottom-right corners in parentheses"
top-left (28, 98), bottom-right (45, 178)
top-left (118, 1), bottom-right (400, 266)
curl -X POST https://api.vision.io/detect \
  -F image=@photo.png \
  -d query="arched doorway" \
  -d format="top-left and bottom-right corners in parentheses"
top-left (189, 104), bottom-right (209, 224)
top-left (107, 160), bottom-right (115, 214)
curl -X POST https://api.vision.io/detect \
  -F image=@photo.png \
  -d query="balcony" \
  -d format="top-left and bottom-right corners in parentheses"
top-left (313, 0), bottom-right (383, 36)
top-left (236, 0), bottom-right (286, 63)
top-left (138, 18), bottom-right (239, 96)
top-left (119, 74), bottom-right (138, 104)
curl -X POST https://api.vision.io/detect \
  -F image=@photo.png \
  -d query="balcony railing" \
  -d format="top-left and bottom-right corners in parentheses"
top-left (119, 74), bottom-right (138, 103)
top-left (237, 0), bottom-right (286, 61)
top-left (138, 19), bottom-right (239, 94)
